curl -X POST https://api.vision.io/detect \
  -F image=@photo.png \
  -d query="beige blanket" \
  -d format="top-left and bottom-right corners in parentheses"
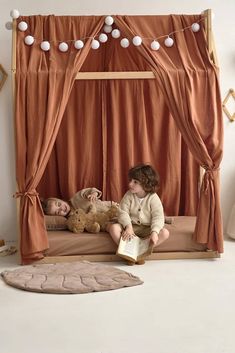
top-left (1, 261), bottom-right (143, 294)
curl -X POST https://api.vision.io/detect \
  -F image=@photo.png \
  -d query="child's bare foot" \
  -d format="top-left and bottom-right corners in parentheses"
top-left (126, 260), bottom-right (135, 266)
top-left (126, 259), bottom-right (145, 265)
top-left (136, 260), bottom-right (145, 265)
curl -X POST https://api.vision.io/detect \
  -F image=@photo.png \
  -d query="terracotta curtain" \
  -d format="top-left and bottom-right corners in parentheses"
top-left (114, 15), bottom-right (223, 252)
top-left (15, 15), bottom-right (104, 263)
top-left (38, 78), bottom-right (199, 216)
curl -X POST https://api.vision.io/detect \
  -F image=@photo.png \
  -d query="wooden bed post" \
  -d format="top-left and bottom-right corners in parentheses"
top-left (199, 9), bottom-right (219, 188)
top-left (11, 18), bottom-right (21, 261)
top-left (204, 9), bottom-right (219, 66)
top-left (11, 19), bottom-right (17, 109)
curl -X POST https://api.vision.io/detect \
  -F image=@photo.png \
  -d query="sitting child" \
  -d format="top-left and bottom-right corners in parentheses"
top-left (106, 164), bottom-right (170, 264)
top-left (42, 187), bottom-right (117, 217)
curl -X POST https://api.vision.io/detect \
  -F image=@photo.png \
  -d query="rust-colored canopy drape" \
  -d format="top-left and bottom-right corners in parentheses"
top-left (14, 14), bottom-right (223, 264)
top-left (114, 15), bottom-right (223, 252)
top-left (38, 79), bottom-right (199, 216)
top-left (15, 15), bottom-right (104, 263)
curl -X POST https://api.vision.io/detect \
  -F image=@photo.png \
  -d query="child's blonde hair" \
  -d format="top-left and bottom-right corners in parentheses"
top-left (41, 197), bottom-right (63, 215)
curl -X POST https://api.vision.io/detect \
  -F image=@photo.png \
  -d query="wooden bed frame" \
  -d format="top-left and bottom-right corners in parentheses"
top-left (11, 9), bottom-right (220, 263)
top-left (37, 250), bottom-right (220, 264)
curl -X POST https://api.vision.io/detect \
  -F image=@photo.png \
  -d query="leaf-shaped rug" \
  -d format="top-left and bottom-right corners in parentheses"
top-left (1, 261), bottom-right (143, 294)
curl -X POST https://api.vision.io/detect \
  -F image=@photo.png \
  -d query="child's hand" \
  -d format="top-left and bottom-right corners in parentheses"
top-left (122, 225), bottom-right (135, 241)
top-left (87, 191), bottom-right (98, 202)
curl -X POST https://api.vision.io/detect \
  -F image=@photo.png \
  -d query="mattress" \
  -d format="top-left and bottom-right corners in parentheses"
top-left (45, 216), bottom-right (207, 256)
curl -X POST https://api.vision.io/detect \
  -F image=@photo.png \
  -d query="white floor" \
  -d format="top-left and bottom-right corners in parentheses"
top-left (1, 236), bottom-right (235, 353)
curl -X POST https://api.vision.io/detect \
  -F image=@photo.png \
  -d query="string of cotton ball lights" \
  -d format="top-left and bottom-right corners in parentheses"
top-left (6, 10), bottom-right (205, 53)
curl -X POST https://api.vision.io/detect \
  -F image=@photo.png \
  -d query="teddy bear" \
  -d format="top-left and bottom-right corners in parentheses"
top-left (67, 204), bottom-right (119, 233)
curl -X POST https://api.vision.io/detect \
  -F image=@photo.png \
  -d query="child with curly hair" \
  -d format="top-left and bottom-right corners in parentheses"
top-left (106, 164), bottom-right (169, 264)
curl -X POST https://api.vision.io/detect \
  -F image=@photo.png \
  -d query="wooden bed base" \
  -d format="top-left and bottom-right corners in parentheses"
top-left (37, 250), bottom-right (220, 264)
top-left (12, 9), bottom-right (220, 263)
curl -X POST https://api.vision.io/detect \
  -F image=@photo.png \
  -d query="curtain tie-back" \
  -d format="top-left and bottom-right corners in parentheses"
top-left (203, 168), bottom-right (220, 194)
top-left (13, 190), bottom-right (39, 204)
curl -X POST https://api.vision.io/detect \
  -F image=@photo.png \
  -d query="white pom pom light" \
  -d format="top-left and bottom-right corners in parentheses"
top-left (24, 35), bottom-right (34, 46)
top-left (99, 33), bottom-right (108, 43)
top-left (151, 40), bottom-right (160, 51)
top-left (5, 21), bottom-right (13, 30)
top-left (10, 9), bottom-right (20, 19)
top-left (40, 41), bottom-right (50, 51)
top-left (191, 23), bottom-right (200, 32)
top-left (18, 21), bottom-right (28, 32)
top-left (74, 40), bottom-right (84, 49)
top-left (164, 36), bottom-right (174, 47)
top-left (103, 25), bottom-right (112, 33)
top-left (105, 16), bottom-right (114, 26)
top-left (91, 39), bottom-right (100, 50)
top-left (17, 19), bottom-right (204, 55)
top-left (59, 42), bottom-right (68, 52)
top-left (132, 36), bottom-right (142, 46)
top-left (111, 29), bottom-right (121, 39)
top-left (120, 38), bottom-right (129, 48)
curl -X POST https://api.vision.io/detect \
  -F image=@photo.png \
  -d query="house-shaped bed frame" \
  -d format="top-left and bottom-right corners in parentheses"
top-left (11, 9), bottom-right (223, 264)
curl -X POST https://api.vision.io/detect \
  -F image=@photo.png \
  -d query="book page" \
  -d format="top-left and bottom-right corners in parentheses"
top-left (136, 238), bottom-right (153, 261)
top-left (117, 236), bottom-right (154, 262)
top-left (138, 238), bottom-right (151, 256)
top-left (117, 236), bottom-right (139, 261)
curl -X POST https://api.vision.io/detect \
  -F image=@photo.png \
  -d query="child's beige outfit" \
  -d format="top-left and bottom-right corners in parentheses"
top-left (70, 188), bottom-right (116, 213)
top-left (118, 191), bottom-right (165, 237)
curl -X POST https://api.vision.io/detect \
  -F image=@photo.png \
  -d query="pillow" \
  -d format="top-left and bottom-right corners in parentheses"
top-left (44, 215), bottom-right (68, 231)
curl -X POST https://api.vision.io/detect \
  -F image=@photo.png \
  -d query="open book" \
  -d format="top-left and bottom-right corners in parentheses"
top-left (116, 236), bottom-right (153, 262)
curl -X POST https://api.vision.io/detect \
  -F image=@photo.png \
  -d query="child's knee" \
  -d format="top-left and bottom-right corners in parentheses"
top-left (161, 228), bottom-right (170, 241)
top-left (107, 223), bottom-right (122, 245)
top-left (107, 223), bottom-right (122, 234)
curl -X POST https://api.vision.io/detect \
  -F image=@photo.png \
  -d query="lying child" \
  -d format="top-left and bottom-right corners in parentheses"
top-left (42, 187), bottom-right (117, 216)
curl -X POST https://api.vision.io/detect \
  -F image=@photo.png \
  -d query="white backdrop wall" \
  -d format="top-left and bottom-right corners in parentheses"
top-left (0, 0), bottom-right (234, 242)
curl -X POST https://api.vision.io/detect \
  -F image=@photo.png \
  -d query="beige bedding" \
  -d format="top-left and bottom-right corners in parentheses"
top-left (45, 216), bottom-right (207, 257)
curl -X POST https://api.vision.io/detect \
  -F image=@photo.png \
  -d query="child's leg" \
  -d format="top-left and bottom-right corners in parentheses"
top-left (106, 223), bottom-right (122, 245)
top-left (150, 228), bottom-right (170, 246)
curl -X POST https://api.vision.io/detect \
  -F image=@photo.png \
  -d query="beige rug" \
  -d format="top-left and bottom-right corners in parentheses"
top-left (1, 261), bottom-right (143, 294)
